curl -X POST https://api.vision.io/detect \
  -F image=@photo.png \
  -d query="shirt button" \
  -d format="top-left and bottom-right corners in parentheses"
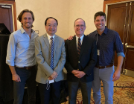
top-left (78, 61), bottom-right (80, 63)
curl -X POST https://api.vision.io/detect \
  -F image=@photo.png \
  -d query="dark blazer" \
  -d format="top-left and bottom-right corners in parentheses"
top-left (65, 35), bottom-right (97, 82)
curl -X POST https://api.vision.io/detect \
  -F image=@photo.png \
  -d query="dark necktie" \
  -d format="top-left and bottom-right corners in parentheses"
top-left (78, 38), bottom-right (81, 57)
top-left (50, 37), bottom-right (54, 69)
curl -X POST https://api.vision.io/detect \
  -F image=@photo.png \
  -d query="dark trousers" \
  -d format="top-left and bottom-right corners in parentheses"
top-left (13, 66), bottom-right (37, 104)
top-left (68, 80), bottom-right (92, 104)
top-left (38, 81), bottom-right (61, 104)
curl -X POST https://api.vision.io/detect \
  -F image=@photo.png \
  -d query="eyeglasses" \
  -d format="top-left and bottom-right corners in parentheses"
top-left (75, 25), bottom-right (85, 28)
top-left (46, 24), bottom-right (57, 27)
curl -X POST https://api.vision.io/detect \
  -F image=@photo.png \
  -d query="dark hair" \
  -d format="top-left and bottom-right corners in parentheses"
top-left (74, 18), bottom-right (86, 26)
top-left (17, 9), bottom-right (34, 22)
top-left (45, 17), bottom-right (58, 26)
top-left (94, 11), bottom-right (106, 21)
top-left (17, 9), bottom-right (34, 27)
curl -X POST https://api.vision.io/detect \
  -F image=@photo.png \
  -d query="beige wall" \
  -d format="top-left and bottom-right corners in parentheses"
top-left (16, 0), bottom-right (103, 39)
top-left (68, 0), bottom-right (103, 36)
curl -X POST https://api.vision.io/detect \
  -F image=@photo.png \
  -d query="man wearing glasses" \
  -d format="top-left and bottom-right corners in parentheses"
top-left (35, 17), bottom-right (66, 104)
top-left (65, 18), bottom-right (97, 104)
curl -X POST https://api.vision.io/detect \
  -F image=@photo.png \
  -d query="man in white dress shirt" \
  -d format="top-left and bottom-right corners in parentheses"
top-left (35, 17), bottom-right (66, 104)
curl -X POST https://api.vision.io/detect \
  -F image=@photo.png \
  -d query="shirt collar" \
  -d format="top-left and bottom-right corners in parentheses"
top-left (95, 26), bottom-right (108, 36)
top-left (47, 33), bottom-right (55, 39)
top-left (20, 27), bottom-right (25, 34)
top-left (20, 27), bottom-right (35, 34)
top-left (103, 26), bottom-right (108, 34)
top-left (76, 34), bottom-right (84, 40)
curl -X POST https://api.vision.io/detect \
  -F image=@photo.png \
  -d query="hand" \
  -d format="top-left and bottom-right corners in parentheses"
top-left (75, 71), bottom-right (86, 78)
top-left (72, 70), bottom-right (79, 75)
top-left (68, 35), bottom-right (74, 40)
top-left (12, 74), bottom-right (21, 82)
top-left (113, 69), bottom-right (121, 81)
top-left (72, 70), bottom-right (85, 78)
top-left (48, 76), bottom-right (53, 80)
top-left (50, 71), bottom-right (58, 79)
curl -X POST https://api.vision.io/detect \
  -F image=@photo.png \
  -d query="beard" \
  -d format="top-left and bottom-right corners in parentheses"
top-left (22, 23), bottom-right (33, 29)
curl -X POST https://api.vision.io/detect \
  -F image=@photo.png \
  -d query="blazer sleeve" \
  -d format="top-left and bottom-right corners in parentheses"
top-left (35, 37), bottom-right (53, 77)
top-left (83, 39), bottom-right (97, 75)
top-left (65, 40), bottom-right (74, 73)
top-left (54, 40), bottom-right (66, 74)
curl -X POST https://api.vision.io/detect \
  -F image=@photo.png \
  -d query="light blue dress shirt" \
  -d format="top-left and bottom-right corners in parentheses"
top-left (6, 27), bottom-right (38, 67)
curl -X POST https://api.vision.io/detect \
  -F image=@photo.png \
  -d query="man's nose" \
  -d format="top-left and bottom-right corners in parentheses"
top-left (78, 26), bottom-right (82, 29)
top-left (50, 26), bottom-right (53, 29)
top-left (98, 21), bottom-right (102, 24)
top-left (26, 19), bottom-right (29, 22)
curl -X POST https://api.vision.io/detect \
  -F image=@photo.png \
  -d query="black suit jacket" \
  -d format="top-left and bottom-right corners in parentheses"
top-left (65, 35), bottom-right (97, 82)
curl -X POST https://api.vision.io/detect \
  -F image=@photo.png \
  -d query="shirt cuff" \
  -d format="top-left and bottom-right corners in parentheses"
top-left (117, 52), bottom-right (125, 57)
top-left (6, 60), bottom-right (14, 66)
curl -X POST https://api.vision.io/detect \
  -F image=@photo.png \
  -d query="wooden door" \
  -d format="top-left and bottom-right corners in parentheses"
top-left (0, 4), bottom-right (13, 32)
top-left (123, 2), bottom-right (134, 75)
top-left (107, 1), bottom-right (134, 77)
top-left (107, 3), bottom-right (128, 66)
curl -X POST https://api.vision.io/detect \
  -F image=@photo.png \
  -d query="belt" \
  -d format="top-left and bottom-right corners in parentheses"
top-left (96, 64), bottom-right (113, 69)
top-left (15, 65), bottom-right (35, 70)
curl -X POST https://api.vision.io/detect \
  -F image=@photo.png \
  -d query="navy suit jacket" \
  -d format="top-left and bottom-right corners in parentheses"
top-left (65, 35), bottom-right (97, 82)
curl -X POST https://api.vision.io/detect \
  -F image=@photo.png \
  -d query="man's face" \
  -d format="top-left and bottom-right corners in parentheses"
top-left (45, 19), bottom-right (57, 36)
top-left (21, 12), bottom-right (33, 29)
top-left (94, 16), bottom-right (106, 31)
top-left (74, 19), bottom-right (86, 37)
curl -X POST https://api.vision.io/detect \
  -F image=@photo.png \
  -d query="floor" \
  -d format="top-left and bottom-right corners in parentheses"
top-left (62, 74), bottom-right (134, 104)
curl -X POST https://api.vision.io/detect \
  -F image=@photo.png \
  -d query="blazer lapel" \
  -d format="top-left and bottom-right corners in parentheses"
top-left (43, 34), bottom-right (49, 48)
top-left (72, 36), bottom-right (78, 55)
top-left (54, 35), bottom-right (58, 54)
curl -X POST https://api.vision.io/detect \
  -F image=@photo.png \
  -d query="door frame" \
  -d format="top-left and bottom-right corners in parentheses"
top-left (0, 1), bottom-right (17, 31)
top-left (103, 0), bottom-right (134, 26)
top-left (103, 0), bottom-right (134, 12)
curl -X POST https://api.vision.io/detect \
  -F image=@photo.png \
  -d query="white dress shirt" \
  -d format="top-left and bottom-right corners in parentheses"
top-left (46, 33), bottom-right (55, 84)
top-left (46, 33), bottom-right (55, 44)
top-left (76, 34), bottom-right (84, 48)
